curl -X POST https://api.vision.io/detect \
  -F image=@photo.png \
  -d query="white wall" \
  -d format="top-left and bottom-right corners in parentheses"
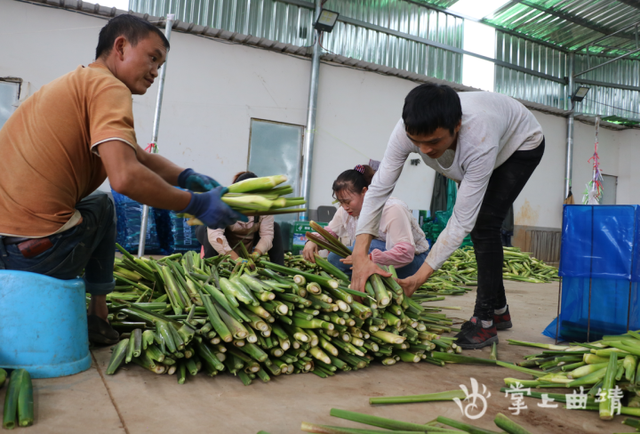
top-left (617, 128), bottom-right (640, 205)
top-left (312, 64), bottom-right (435, 211)
top-left (2, 0), bottom-right (637, 231)
top-left (515, 113), bottom-right (623, 229)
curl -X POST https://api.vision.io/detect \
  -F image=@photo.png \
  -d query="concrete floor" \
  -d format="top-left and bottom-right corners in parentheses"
top-left (2, 281), bottom-right (636, 434)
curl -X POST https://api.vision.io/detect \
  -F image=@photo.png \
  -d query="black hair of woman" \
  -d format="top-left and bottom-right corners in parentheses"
top-left (233, 171), bottom-right (258, 184)
top-left (332, 164), bottom-right (376, 198)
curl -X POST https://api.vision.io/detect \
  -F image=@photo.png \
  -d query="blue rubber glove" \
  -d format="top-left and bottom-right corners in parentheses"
top-left (180, 187), bottom-right (248, 229)
top-left (178, 168), bottom-right (221, 192)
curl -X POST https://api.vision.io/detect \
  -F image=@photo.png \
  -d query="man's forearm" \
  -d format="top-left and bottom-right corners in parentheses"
top-left (100, 141), bottom-right (191, 210)
top-left (115, 166), bottom-right (191, 211)
top-left (138, 151), bottom-right (184, 185)
top-left (397, 260), bottom-right (434, 297)
top-left (350, 233), bottom-right (390, 292)
top-left (414, 261), bottom-right (434, 284)
top-left (353, 233), bottom-right (374, 257)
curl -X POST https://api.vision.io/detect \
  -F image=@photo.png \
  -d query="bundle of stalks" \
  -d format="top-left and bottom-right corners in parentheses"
top-left (105, 243), bottom-right (464, 385)
top-left (303, 226), bottom-right (557, 296)
top-left (176, 175), bottom-right (306, 224)
top-left (502, 335), bottom-right (640, 423)
top-left (304, 221), bottom-right (352, 258)
top-left (419, 246), bottom-right (559, 289)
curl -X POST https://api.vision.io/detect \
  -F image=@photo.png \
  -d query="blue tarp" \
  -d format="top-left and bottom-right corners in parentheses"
top-left (543, 205), bottom-right (640, 341)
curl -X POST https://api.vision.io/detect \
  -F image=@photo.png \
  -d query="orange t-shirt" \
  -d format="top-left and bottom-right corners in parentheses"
top-left (0, 63), bottom-right (137, 237)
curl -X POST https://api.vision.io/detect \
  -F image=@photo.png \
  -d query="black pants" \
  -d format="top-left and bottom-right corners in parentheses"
top-left (471, 139), bottom-right (545, 320)
top-left (195, 223), bottom-right (285, 266)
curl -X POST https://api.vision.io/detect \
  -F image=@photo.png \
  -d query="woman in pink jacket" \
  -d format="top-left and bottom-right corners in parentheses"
top-left (302, 164), bottom-right (429, 279)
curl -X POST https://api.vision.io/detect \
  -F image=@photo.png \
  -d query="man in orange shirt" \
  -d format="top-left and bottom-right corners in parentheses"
top-left (0, 16), bottom-right (245, 344)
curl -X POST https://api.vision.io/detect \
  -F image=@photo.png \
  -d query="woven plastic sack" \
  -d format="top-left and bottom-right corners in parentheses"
top-left (111, 190), bottom-right (173, 254)
top-left (170, 212), bottom-right (201, 253)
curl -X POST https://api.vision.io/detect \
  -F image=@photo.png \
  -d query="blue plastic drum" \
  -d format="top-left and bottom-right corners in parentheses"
top-left (0, 270), bottom-right (91, 378)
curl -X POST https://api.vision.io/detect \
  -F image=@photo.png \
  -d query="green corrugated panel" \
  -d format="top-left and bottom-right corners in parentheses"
top-left (487, 0), bottom-right (640, 56)
top-left (412, 0), bottom-right (458, 8)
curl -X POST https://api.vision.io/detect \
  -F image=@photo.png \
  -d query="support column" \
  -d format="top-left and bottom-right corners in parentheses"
top-left (299, 1), bottom-right (322, 222)
top-left (565, 52), bottom-right (575, 201)
top-left (138, 14), bottom-right (175, 257)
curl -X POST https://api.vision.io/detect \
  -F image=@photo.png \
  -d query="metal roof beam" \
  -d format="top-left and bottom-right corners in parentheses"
top-left (575, 47), bottom-right (640, 76)
top-left (573, 21), bottom-right (640, 51)
top-left (277, 0), bottom-right (569, 82)
top-left (491, 0), bottom-right (524, 17)
top-left (616, 0), bottom-right (640, 9)
top-left (575, 78), bottom-right (640, 92)
top-left (278, 0), bottom-right (566, 82)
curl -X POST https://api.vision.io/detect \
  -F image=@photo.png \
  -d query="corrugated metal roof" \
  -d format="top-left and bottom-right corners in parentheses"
top-left (128, 0), bottom-right (465, 83)
top-left (321, 0), bottom-right (463, 82)
top-left (128, 0), bottom-right (639, 122)
top-left (15, 0), bottom-right (469, 89)
top-left (417, 0), bottom-right (640, 58)
top-left (488, 1), bottom-right (640, 54)
top-left (13, 0), bottom-right (638, 128)
top-left (495, 31), bottom-right (568, 110)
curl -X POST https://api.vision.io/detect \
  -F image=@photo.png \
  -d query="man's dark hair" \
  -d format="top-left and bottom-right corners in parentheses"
top-left (402, 83), bottom-right (462, 136)
top-left (96, 15), bottom-right (170, 59)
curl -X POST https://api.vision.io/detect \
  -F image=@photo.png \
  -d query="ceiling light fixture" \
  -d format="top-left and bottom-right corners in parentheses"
top-left (573, 86), bottom-right (590, 102)
top-left (314, 9), bottom-right (339, 33)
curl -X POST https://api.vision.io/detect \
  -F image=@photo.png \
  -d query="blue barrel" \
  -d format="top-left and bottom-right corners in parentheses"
top-left (0, 270), bottom-right (91, 378)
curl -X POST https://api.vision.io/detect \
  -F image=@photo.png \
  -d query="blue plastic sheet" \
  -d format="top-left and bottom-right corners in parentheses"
top-left (544, 205), bottom-right (640, 341)
top-left (558, 205), bottom-right (636, 279)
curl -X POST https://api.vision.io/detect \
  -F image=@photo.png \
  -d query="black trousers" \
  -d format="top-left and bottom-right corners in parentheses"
top-left (470, 139), bottom-right (545, 320)
top-left (195, 223), bottom-right (285, 266)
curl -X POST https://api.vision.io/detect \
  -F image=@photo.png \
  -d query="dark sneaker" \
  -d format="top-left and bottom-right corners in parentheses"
top-left (493, 305), bottom-right (513, 331)
top-left (454, 320), bottom-right (475, 338)
top-left (87, 314), bottom-right (120, 345)
top-left (456, 317), bottom-right (498, 349)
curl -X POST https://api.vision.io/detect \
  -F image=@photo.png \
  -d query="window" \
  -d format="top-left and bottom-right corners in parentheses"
top-left (247, 118), bottom-right (304, 225)
top-left (0, 80), bottom-right (21, 129)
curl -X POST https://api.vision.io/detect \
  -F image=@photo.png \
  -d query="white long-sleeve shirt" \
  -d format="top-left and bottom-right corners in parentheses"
top-left (356, 91), bottom-right (543, 271)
